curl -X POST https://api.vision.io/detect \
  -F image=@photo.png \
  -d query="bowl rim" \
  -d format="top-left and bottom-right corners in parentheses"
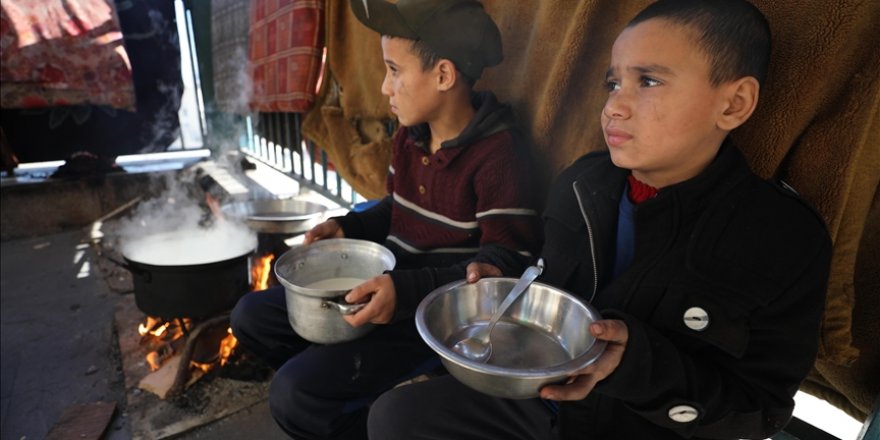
top-left (416, 277), bottom-right (607, 379)
top-left (274, 238), bottom-right (396, 298)
top-left (220, 198), bottom-right (328, 222)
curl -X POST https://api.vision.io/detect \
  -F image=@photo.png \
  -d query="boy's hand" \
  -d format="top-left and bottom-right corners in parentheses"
top-left (539, 319), bottom-right (628, 401)
top-left (303, 219), bottom-right (344, 244)
top-left (465, 262), bottom-right (502, 283)
top-left (342, 274), bottom-right (396, 327)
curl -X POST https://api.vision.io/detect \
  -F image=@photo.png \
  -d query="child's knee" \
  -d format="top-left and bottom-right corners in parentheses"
top-left (368, 387), bottom-right (421, 439)
top-left (268, 366), bottom-right (350, 437)
top-left (229, 295), bottom-right (256, 337)
top-left (267, 370), bottom-right (305, 429)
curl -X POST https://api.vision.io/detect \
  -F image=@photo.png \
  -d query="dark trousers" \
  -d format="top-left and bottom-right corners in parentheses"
top-left (230, 286), bottom-right (439, 440)
top-left (368, 374), bottom-right (558, 440)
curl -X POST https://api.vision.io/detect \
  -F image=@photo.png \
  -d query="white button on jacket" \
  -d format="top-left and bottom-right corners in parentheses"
top-left (668, 405), bottom-right (699, 423)
top-left (683, 306), bottom-right (710, 331)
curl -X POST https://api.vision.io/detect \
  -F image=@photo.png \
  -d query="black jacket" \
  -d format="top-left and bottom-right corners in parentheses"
top-left (541, 143), bottom-right (831, 439)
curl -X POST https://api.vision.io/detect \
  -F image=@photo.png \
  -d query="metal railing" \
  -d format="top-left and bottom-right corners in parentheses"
top-left (241, 112), bottom-right (364, 208)
top-left (174, 1), bottom-right (362, 208)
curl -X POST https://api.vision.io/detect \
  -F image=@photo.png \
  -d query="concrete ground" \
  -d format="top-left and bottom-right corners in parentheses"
top-left (0, 229), bottom-right (289, 440)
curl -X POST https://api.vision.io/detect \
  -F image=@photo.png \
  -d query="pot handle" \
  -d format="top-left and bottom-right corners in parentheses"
top-left (103, 254), bottom-right (130, 270)
top-left (321, 295), bottom-right (368, 315)
top-left (102, 255), bottom-right (150, 281)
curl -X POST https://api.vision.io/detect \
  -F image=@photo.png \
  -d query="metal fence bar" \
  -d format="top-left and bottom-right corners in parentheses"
top-left (274, 113), bottom-right (283, 167)
top-left (321, 149), bottom-right (330, 196)
top-left (260, 113), bottom-right (269, 158)
top-left (282, 113), bottom-right (293, 171)
top-left (241, 111), bottom-right (362, 208)
top-left (336, 168), bottom-right (343, 200)
top-left (295, 114), bottom-right (305, 178)
top-left (270, 113), bottom-right (278, 166)
top-left (309, 143), bottom-right (318, 184)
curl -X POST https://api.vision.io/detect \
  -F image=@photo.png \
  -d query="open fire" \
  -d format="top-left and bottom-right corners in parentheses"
top-left (251, 253), bottom-right (276, 291)
top-left (217, 327), bottom-right (238, 367)
top-left (137, 317), bottom-right (230, 372)
top-left (138, 316), bottom-right (191, 371)
top-left (134, 251), bottom-right (276, 397)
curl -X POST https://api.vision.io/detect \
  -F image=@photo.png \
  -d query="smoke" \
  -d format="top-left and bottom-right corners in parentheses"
top-left (210, 0), bottom-right (258, 157)
top-left (214, 46), bottom-right (253, 116)
top-left (115, 173), bottom-right (256, 266)
top-left (210, 44), bottom-right (258, 163)
top-left (142, 79), bottom-right (185, 153)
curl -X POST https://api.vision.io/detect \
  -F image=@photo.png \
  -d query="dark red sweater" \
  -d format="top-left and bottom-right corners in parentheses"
top-left (335, 92), bottom-right (543, 321)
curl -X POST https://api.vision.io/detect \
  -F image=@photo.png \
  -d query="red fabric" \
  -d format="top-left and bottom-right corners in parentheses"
top-left (627, 174), bottom-right (658, 204)
top-left (248, 0), bottom-right (324, 113)
top-left (0, 0), bottom-right (135, 110)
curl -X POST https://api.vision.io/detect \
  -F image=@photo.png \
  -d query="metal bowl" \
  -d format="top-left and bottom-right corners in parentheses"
top-left (275, 239), bottom-right (396, 344)
top-left (221, 198), bottom-right (326, 234)
top-left (416, 278), bottom-right (606, 399)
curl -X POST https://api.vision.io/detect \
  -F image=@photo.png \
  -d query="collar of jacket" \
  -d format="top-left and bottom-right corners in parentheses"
top-left (559, 139), bottom-right (752, 283)
top-left (407, 90), bottom-right (516, 152)
top-left (573, 139), bottom-right (751, 218)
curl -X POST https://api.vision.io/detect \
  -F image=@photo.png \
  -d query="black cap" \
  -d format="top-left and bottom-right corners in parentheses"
top-left (350, 0), bottom-right (503, 80)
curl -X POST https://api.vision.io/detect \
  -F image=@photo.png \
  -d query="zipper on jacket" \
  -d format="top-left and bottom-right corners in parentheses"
top-left (572, 180), bottom-right (599, 303)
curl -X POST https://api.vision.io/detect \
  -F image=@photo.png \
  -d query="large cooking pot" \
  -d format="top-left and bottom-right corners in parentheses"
top-left (274, 239), bottom-right (396, 344)
top-left (118, 229), bottom-right (257, 319)
top-left (220, 198), bottom-right (327, 234)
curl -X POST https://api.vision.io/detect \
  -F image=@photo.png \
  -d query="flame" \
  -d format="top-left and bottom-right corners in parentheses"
top-left (218, 327), bottom-right (238, 366)
top-left (138, 315), bottom-right (243, 378)
top-left (138, 316), bottom-right (170, 337)
top-left (146, 351), bottom-right (162, 371)
top-left (139, 317), bottom-right (191, 371)
top-left (251, 254), bottom-right (275, 291)
top-left (187, 327), bottom-right (237, 373)
top-left (191, 361), bottom-right (213, 374)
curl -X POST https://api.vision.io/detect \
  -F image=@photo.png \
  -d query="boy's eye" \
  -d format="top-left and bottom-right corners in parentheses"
top-left (640, 76), bottom-right (661, 87)
top-left (604, 79), bottom-right (620, 92)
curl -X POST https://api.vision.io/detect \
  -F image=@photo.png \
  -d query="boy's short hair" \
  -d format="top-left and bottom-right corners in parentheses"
top-left (403, 38), bottom-right (477, 88)
top-left (350, 0), bottom-right (502, 82)
top-left (628, 0), bottom-right (771, 86)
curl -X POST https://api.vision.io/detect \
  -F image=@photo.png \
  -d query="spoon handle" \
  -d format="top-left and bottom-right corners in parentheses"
top-left (484, 258), bottom-right (544, 336)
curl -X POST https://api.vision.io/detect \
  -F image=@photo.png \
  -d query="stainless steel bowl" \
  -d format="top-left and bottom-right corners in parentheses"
top-left (416, 278), bottom-right (606, 399)
top-left (221, 198), bottom-right (327, 234)
top-left (275, 239), bottom-right (396, 344)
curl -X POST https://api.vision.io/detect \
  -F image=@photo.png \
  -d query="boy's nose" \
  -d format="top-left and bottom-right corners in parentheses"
top-left (603, 93), bottom-right (630, 119)
top-left (380, 74), bottom-right (393, 97)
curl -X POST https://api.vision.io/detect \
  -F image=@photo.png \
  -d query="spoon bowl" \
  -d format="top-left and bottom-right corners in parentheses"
top-left (452, 258), bottom-right (544, 362)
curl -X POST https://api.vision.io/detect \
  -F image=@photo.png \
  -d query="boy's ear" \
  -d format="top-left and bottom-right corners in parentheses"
top-left (717, 77), bottom-right (760, 131)
top-left (435, 59), bottom-right (457, 91)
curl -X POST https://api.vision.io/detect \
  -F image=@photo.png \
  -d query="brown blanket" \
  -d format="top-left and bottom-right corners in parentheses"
top-left (303, 0), bottom-right (880, 420)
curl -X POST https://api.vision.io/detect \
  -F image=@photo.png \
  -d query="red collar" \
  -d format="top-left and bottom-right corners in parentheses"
top-left (627, 174), bottom-right (658, 204)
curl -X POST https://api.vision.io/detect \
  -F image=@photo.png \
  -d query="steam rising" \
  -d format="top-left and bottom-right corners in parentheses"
top-left (111, 3), bottom-right (262, 265)
top-left (117, 174), bottom-right (256, 266)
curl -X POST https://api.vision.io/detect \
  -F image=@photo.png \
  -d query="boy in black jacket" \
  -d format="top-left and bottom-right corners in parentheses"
top-left (367, 1), bottom-right (832, 439)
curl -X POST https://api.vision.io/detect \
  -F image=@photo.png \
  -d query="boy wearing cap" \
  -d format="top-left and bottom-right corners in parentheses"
top-left (366, 0), bottom-right (832, 439)
top-left (230, 0), bottom-right (541, 438)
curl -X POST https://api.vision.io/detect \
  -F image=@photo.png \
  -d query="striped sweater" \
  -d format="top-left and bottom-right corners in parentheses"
top-left (335, 92), bottom-right (543, 321)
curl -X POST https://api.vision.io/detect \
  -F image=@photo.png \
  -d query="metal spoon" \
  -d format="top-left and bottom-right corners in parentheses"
top-left (452, 258), bottom-right (545, 363)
